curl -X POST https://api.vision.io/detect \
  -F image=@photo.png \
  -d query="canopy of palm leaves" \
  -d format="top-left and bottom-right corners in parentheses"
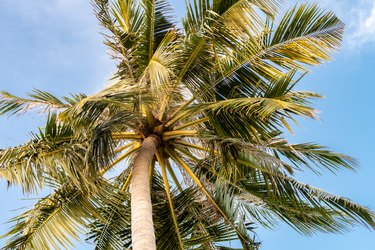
top-left (0, 0), bottom-right (374, 249)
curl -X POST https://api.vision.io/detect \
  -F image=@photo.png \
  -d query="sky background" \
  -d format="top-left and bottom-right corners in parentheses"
top-left (0, 0), bottom-right (374, 249)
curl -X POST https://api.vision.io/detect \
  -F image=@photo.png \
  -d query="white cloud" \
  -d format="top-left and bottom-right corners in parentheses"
top-left (349, 2), bottom-right (375, 48)
top-left (317, 0), bottom-right (375, 49)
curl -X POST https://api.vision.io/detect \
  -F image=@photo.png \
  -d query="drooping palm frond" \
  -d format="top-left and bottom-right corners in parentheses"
top-left (199, 133), bottom-right (356, 176)
top-left (0, 90), bottom-right (70, 116)
top-left (264, 140), bottom-right (357, 174)
top-left (1, 174), bottom-right (130, 250)
top-left (0, 113), bottom-right (77, 193)
top-left (0, 110), bottom-right (127, 193)
top-left (1, 186), bottom-right (91, 250)
top-left (151, 174), bottom-right (259, 250)
top-left (227, 151), bottom-right (374, 232)
top-left (213, 185), bottom-right (259, 249)
top-left (193, 155), bottom-right (374, 236)
top-left (239, 172), bottom-right (375, 234)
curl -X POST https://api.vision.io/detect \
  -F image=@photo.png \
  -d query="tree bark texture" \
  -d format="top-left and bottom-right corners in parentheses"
top-left (131, 135), bottom-right (159, 250)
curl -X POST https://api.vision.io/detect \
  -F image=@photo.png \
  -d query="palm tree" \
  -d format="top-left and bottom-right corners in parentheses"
top-left (0, 0), bottom-right (374, 249)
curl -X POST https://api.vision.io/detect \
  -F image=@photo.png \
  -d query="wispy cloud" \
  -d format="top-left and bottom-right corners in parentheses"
top-left (299, 0), bottom-right (375, 50)
top-left (348, 2), bottom-right (375, 48)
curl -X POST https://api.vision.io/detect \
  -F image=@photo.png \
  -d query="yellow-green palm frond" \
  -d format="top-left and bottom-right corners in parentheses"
top-left (142, 30), bottom-right (180, 97)
top-left (211, 3), bottom-right (344, 98)
top-left (0, 90), bottom-right (74, 116)
top-left (213, 0), bottom-right (281, 17)
top-left (1, 187), bottom-right (91, 250)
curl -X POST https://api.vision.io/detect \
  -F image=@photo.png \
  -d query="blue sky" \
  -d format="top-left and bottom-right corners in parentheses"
top-left (0, 0), bottom-right (374, 249)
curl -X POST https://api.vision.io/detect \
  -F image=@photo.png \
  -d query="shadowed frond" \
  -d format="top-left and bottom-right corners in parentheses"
top-left (86, 188), bottom-right (131, 249)
top-left (135, 0), bottom-right (177, 70)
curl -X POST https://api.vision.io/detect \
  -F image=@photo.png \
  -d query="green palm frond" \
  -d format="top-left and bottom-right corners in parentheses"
top-left (202, 134), bottom-right (356, 175)
top-left (93, 0), bottom-right (143, 78)
top-left (197, 160), bottom-right (374, 235)
top-left (62, 84), bottom-right (144, 128)
top-left (0, 111), bottom-right (128, 193)
top-left (183, 0), bottom-right (210, 35)
top-left (213, 185), bottom-right (258, 249)
top-left (111, 0), bottom-right (144, 35)
top-left (266, 140), bottom-right (356, 174)
top-left (194, 70), bottom-right (319, 146)
top-left (152, 177), bottom-right (258, 249)
top-left (205, 97), bottom-right (318, 120)
top-left (1, 177), bottom-right (126, 250)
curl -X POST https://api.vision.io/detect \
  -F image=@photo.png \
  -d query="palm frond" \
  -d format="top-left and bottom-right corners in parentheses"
top-left (0, 112), bottom-right (120, 193)
top-left (213, 0), bottom-right (280, 17)
top-left (0, 113), bottom-right (74, 193)
top-left (142, 30), bottom-right (179, 96)
top-left (204, 97), bottom-right (318, 120)
top-left (183, 0), bottom-right (211, 35)
top-left (213, 185), bottom-right (259, 249)
top-left (193, 70), bottom-right (319, 146)
top-left (266, 140), bottom-right (357, 174)
top-left (212, 3), bottom-right (343, 102)
top-left (136, 0), bottom-right (176, 69)
top-left (93, 0), bottom-right (143, 78)
top-left (267, 3), bottom-right (344, 67)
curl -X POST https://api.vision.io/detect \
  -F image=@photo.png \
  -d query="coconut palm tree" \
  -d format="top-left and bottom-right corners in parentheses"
top-left (0, 0), bottom-right (374, 249)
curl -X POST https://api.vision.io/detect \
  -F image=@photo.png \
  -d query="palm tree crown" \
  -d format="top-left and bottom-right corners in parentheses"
top-left (0, 0), bottom-right (374, 249)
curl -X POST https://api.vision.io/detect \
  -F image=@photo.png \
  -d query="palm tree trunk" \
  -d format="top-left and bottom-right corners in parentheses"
top-left (131, 135), bottom-right (160, 250)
